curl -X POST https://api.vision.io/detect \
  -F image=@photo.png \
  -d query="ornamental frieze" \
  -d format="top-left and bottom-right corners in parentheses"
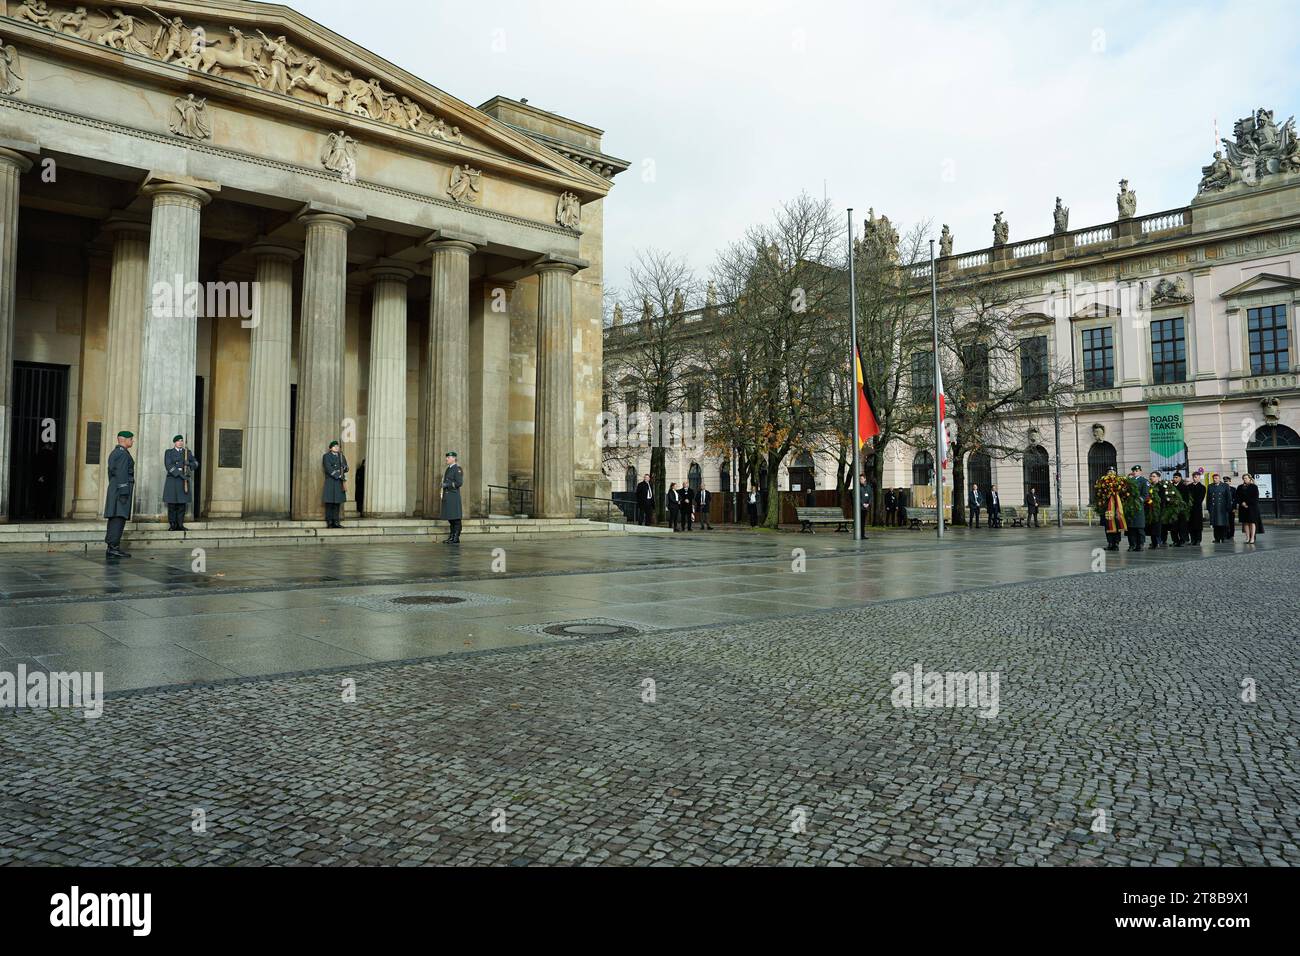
top-left (5, 2), bottom-right (470, 146)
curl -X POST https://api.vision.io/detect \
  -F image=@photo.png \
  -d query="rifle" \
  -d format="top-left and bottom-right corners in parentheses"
top-left (181, 445), bottom-right (190, 496)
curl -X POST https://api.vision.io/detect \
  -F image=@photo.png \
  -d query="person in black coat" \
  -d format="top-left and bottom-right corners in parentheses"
top-left (1187, 471), bottom-right (1206, 545)
top-left (746, 485), bottom-right (759, 527)
top-left (968, 484), bottom-right (983, 529)
top-left (103, 430), bottom-right (135, 559)
top-left (1238, 474), bottom-right (1264, 544)
top-left (322, 440), bottom-right (348, 529)
top-left (679, 484), bottom-right (695, 532)
top-left (1170, 473), bottom-right (1189, 546)
top-left (441, 451), bottom-right (464, 544)
top-left (1025, 487), bottom-right (1041, 527)
top-left (163, 434), bottom-right (198, 532)
top-left (667, 482), bottom-right (680, 531)
top-left (857, 474), bottom-right (872, 536)
top-left (884, 488), bottom-right (896, 526)
top-left (1224, 477), bottom-right (1237, 538)
top-left (697, 484), bottom-right (712, 530)
top-left (1146, 472), bottom-right (1165, 549)
top-left (895, 488), bottom-right (909, 527)
top-left (988, 485), bottom-right (1002, 528)
top-left (635, 474), bottom-right (654, 525)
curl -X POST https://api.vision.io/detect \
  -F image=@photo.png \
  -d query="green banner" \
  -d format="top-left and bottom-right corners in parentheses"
top-left (1149, 403), bottom-right (1187, 472)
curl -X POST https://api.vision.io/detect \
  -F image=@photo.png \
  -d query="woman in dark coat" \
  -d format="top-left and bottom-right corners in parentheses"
top-left (1237, 474), bottom-right (1263, 544)
top-left (1187, 470), bottom-right (1206, 545)
top-left (441, 451), bottom-right (464, 544)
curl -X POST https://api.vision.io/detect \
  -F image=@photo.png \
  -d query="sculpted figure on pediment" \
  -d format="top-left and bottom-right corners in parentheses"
top-left (169, 92), bottom-right (211, 139)
top-left (288, 56), bottom-right (347, 110)
top-left (12, 1), bottom-right (55, 27)
top-left (256, 30), bottom-right (303, 94)
top-left (146, 8), bottom-right (188, 63)
top-left (321, 130), bottom-right (358, 182)
top-left (196, 26), bottom-right (268, 83)
top-left (0, 39), bottom-right (24, 95)
top-left (448, 164), bottom-right (481, 204)
top-left (557, 192), bottom-right (581, 229)
top-left (56, 7), bottom-right (95, 40)
top-left (95, 8), bottom-right (155, 55)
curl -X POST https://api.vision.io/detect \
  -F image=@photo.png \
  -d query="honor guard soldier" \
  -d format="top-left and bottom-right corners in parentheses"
top-left (322, 440), bottom-right (348, 528)
top-left (163, 434), bottom-right (198, 531)
top-left (441, 451), bottom-right (464, 543)
top-left (103, 430), bottom-right (135, 559)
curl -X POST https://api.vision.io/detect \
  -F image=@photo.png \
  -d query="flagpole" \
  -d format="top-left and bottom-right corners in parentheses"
top-left (930, 239), bottom-right (944, 540)
top-left (848, 208), bottom-right (863, 542)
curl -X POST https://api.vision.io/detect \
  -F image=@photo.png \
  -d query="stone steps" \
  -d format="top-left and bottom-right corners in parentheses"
top-left (0, 517), bottom-right (669, 553)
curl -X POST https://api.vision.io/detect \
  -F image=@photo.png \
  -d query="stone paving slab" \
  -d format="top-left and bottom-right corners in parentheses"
top-left (1, 548), bottom-right (1296, 866)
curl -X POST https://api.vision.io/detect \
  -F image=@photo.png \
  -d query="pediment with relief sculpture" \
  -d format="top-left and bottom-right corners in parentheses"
top-left (2, 0), bottom-right (611, 195)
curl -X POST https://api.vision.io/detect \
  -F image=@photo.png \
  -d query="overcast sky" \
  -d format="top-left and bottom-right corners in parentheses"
top-left (294, 0), bottom-right (1300, 295)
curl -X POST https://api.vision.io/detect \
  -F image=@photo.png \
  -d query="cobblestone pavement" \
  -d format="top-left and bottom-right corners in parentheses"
top-left (2, 547), bottom-right (1297, 866)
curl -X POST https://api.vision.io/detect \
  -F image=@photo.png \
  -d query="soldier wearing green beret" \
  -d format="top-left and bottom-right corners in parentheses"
top-left (103, 430), bottom-right (135, 558)
top-left (163, 434), bottom-right (198, 532)
top-left (441, 451), bottom-right (463, 544)
top-left (322, 440), bottom-right (348, 528)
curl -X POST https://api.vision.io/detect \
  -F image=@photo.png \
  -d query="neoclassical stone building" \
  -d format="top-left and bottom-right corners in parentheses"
top-left (0, 0), bottom-right (626, 526)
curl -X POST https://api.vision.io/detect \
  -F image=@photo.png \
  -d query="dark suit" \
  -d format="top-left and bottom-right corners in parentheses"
top-left (968, 489), bottom-right (983, 528)
top-left (103, 444), bottom-right (134, 551)
top-left (1206, 483), bottom-right (1232, 541)
top-left (635, 480), bottom-right (654, 525)
top-left (746, 490), bottom-right (758, 527)
top-left (679, 486), bottom-right (695, 531)
top-left (163, 447), bottom-right (198, 530)
top-left (322, 450), bottom-right (348, 527)
top-left (1226, 485), bottom-right (1237, 538)
top-left (884, 491), bottom-right (896, 526)
top-left (1025, 490), bottom-right (1040, 527)
top-left (697, 489), bottom-right (712, 530)
top-left (1188, 481), bottom-right (1206, 544)
top-left (988, 491), bottom-right (1002, 528)
top-left (858, 482), bottom-right (872, 531)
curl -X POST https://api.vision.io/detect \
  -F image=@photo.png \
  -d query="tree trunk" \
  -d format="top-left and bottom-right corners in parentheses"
top-left (651, 445), bottom-right (666, 523)
top-left (951, 442), bottom-right (966, 526)
top-left (763, 451), bottom-right (783, 529)
top-left (871, 437), bottom-right (888, 525)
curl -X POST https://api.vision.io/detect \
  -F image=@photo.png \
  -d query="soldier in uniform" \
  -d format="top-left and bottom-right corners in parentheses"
top-left (1188, 469), bottom-right (1207, 545)
top-left (163, 434), bottom-right (198, 531)
top-left (441, 451), bottom-right (463, 543)
top-left (103, 430), bottom-right (135, 558)
top-left (1206, 473), bottom-right (1232, 543)
top-left (857, 473), bottom-right (872, 536)
top-left (1146, 471), bottom-right (1165, 549)
top-left (322, 440), bottom-right (348, 528)
top-left (1127, 466), bottom-right (1148, 552)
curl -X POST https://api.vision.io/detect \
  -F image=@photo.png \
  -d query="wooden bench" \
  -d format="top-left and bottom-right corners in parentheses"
top-left (908, 507), bottom-right (940, 529)
top-left (1000, 506), bottom-right (1025, 528)
top-left (795, 507), bottom-right (852, 533)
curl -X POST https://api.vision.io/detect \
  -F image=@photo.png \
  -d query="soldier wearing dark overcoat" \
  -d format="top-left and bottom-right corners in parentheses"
top-left (163, 434), bottom-right (198, 532)
top-left (103, 430), bottom-right (135, 559)
top-left (322, 440), bottom-right (348, 529)
top-left (441, 451), bottom-right (464, 543)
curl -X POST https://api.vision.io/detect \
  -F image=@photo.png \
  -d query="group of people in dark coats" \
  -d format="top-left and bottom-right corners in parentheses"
top-left (879, 488), bottom-right (910, 526)
top-left (1118, 465), bottom-right (1264, 552)
top-left (665, 482), bottom-right (713, 531)
top-left (103, 431), bottom-right (199, 559)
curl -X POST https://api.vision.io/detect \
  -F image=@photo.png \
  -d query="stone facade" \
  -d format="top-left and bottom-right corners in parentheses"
top-left (0, 1), bottom-right (627, 523)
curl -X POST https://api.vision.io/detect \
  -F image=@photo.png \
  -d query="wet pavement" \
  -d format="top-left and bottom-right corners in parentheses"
top-left (2, 525), bottom-right (1296, 694)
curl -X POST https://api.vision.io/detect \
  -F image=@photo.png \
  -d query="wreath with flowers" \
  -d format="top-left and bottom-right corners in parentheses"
top-left (1093, 473), bottom-right (1131, 533)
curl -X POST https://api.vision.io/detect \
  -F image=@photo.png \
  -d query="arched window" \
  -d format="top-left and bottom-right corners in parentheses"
top-left (1023, 445), bottom-right (1051, 506)
top-left (687, 462), bottom-right (702, 492)
top-left (967, 451), bottom-right (992, 495)
top-left (912, 450), bottom-right (934, 488)
top-left (625, 466), bottom-right (637, 493)
top-left (1087, 442), bottom-right (1117, 504)
top-left (719, 460), bottom-right (731, 493)
top-left (1249, 424), bottom-right (1300, 449)
top-left (789, 452), bottom-right (815, 492)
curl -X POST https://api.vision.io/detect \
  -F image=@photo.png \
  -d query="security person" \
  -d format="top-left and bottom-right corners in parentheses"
top-left (104, 430), bottom-right (135, 559)
top-left (857, 473), bottom-right (872, 536)
top-left (163, 434), bottom-right (198, 532)
top-left (322, 440), bottom-right (348, 528)
top-left (441, 451), bottom-right (464, 543)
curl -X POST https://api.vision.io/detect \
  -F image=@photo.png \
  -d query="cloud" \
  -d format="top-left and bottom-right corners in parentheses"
top-left (292, 0), bottom-right (1300, 290)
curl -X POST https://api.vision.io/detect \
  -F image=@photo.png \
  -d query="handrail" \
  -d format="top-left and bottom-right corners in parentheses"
top-left (486, 484), bottom-right (533, 517)
top-left (577, 495), bottom-right (635, 523)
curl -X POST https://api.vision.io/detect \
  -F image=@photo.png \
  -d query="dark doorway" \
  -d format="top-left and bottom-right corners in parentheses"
top-left (968, 450), bottom-right (992, 498)
top-left (1248, 424), bottom-right (1300, 519)
top-left (289, 383), bottom-right (297, 513)
top-left (1024, 445), bottom-right (1051, 506)
top-left (193, 377), bottom-right (205, 521)
top-left (1087, 441), bottom-right (1118, 505)
top-left (8, 362), bottom-right (69, 521)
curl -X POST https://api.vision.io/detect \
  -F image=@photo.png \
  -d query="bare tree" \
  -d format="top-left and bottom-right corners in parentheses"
top-left (707, 193), bottom-right (847, 528)
top-left (935, 272), bottom-right (1073, 526)
top-left (603, 248), bottom-right (701, 521)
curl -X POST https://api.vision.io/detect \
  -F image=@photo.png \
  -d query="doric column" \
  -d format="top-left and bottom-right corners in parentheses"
top-left (532, 261), bottom-right (581, 518)
top-left (364, 262), bottom-right (413, 517)
top-left (292, 213), bottom-right (353, 519)
top-left (242, 242), bottom-right (298, 517)
top-left (468, 281), bottom-right (512, 517)
top-left (0, 147), bottom-right (32, 522)
top-left (135, 181), bottom-right (211, 521)
top-left (99, 217), bottom-right (150, 504)
top-left (421, 238), bottom-right (475, 517)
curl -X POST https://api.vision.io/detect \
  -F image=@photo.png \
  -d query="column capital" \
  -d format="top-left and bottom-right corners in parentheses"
top-left (298, 211), bottom-right (356, 232)
top-left (426, 237), bottom-right (477, 257)
top-left (366, 258), bottom-right (415, 283)
top-left (0, 146), bottom-right (34, 174)
top-left (249, 240), bottom-right (302, 262)
top-left (142, 181), bottom-right (213, 209)
top-left (101, 215), bottom-right (151, 240)
top-left (533, 254), bottom-right (587, 276)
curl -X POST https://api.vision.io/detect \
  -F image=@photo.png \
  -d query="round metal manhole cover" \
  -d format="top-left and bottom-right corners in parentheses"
top-left (542, 622), bottom-right (640, 637)
top-left (392, 595), bottom-right (467, 606)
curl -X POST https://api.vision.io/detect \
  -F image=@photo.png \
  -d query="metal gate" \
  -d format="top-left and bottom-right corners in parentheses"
top-left (7, 362), bottom-right (69, 521)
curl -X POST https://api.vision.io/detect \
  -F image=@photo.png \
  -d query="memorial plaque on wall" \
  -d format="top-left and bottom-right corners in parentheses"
top-left (218, 429), bottom-right (243, 469)
top-left (85, 422), bottom-right (102, 465)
